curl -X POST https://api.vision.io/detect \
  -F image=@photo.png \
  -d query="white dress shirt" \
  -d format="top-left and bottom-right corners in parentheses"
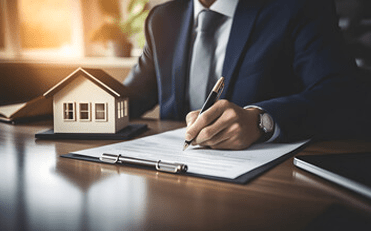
top-left (192, 0), bottom-right (280, 142)
top-left (192, 0), bottom-right (238, 84)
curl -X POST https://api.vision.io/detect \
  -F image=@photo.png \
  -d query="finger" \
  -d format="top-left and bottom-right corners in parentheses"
top-left (209, 137), bottom-right (240, 150)
top-left (209, 132), bottom-right (254, 150)
top-left (185, 110), bottom-right (199, 127)
top-left (184, 101), bottom-right (227, 142)
top-left (197, 122), bottom-right (238, 147)
top-left (195, 110), bottom-right (235, 144)
top-left (197, 126), bottom-right (230, 147)
top-left (195, 103), bottom-right (240, 144)
top-left (208, 114), bottom-right (261, 150)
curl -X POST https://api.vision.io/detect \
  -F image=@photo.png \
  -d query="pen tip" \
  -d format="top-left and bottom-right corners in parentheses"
top-left (183, 142), bottom-right (189, 151)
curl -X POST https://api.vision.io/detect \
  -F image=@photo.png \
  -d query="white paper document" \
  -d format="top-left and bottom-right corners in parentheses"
top-left (74, 128), bottom-right (309, 179)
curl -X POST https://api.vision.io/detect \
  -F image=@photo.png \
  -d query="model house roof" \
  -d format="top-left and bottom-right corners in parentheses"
top-left (43, 67), bottom-right (129, 98)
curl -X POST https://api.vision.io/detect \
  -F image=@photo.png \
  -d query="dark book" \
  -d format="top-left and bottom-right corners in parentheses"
top-left (0, 96), bottom-right (53, 124)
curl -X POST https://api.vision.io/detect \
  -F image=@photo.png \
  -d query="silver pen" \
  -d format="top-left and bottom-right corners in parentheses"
top-left (100, 153), bottom-right (188, 174)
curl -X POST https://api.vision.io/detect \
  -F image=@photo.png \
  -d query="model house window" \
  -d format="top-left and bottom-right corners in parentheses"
top-left (117, 101), bottom-right (121, 119)
top-left (63, 102), bottom-right (75, 121)
top-left (117, 101), bottom-right (125, 119)
top-left (124, 99), bottom-right (128, 117)
top-left (120, 101), bottom-right (124, 118)
top-left (95, 103), bottom-right (107, 121)
top-left (79, 103), bottom-right (90, 121)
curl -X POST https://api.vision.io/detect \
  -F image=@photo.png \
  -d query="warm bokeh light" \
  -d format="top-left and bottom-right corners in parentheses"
top-left (18, 0), bottom-right (73, 49)
top-left (0, 6), bottom-right (4, 49)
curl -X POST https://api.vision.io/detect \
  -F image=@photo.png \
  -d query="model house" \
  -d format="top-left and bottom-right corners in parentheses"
top-left (43, 67), bottom-right (129, 134)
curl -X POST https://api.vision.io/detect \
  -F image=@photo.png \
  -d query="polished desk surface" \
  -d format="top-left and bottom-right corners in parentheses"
top-left (1, 119), bottom-right (371, 231)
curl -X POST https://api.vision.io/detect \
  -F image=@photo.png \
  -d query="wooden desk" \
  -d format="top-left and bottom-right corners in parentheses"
top-left (1, 119), bottom-right (371, 230)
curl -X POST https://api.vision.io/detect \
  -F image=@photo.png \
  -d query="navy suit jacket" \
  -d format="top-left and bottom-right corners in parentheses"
top-left (124, 0), bottom-right (366, 142)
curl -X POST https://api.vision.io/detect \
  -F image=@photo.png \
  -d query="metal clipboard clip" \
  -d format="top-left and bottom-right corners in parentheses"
top-left (100, 153), bottom-right (188, 174)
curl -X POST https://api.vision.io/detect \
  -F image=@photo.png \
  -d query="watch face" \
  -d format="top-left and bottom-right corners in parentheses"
top-left (261, 113), bottom-right (274, 133)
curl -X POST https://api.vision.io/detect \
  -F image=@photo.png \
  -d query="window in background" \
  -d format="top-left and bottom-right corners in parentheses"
top-left (1, 0), bottom-right (165, 60)
top-left (18, 0), bottom-right (72, 49)
top-left (14, 0), bottom-right (84, 58)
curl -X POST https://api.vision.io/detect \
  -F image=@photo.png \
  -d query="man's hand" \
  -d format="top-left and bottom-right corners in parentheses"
top-left (185, 100), bottom-right (263, 150)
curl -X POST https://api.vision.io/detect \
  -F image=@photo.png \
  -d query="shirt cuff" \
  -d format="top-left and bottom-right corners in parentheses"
top-left (243, 105), bottom-right (280, 142)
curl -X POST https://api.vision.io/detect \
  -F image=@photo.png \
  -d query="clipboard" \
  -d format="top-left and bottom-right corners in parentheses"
top-left (61, 144), bottom-right (307, 184)
top-left (60, 128), bottom-right (310, 184)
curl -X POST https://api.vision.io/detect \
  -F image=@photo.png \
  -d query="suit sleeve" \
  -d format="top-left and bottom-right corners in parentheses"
top-left (254, 0), bottom-right (369, 142)
top-left (123, 9), bottom-right (159, 118)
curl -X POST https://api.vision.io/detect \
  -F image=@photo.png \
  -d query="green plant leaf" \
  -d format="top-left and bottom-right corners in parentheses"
top-left (127, 0), bottom-right (149, 13)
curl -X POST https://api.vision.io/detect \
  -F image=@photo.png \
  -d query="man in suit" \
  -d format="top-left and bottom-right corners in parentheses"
top-left (124, 0), bottom-right (366, 150)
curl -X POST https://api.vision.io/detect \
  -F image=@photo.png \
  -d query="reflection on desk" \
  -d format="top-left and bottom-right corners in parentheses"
top-left (1, 119), bottom-right (371, 231)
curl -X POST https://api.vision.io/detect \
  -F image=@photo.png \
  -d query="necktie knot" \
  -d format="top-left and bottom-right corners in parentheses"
top-left (197, 10), bottom-right (225, 33)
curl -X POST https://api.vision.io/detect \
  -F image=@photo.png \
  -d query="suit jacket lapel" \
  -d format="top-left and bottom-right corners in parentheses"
top-left (171, 0), bottom-right (193, 120)
top-left (221, 0), bottom-right (265, 99)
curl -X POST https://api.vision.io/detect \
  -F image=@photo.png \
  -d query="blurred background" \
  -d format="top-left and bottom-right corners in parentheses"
top-left (0, 0), bottom-right (370, 107)
top-left (0, 0), bottom-right (167, 106)
top-left (336, 0), bottom-right (371, 79)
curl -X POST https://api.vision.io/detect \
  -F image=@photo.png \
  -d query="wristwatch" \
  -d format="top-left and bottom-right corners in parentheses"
top-left (258, 112), bottom-right (275, 142)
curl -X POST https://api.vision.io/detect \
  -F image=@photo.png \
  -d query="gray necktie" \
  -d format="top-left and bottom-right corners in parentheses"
top-left (189, 10), bottom-right (225, 111)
